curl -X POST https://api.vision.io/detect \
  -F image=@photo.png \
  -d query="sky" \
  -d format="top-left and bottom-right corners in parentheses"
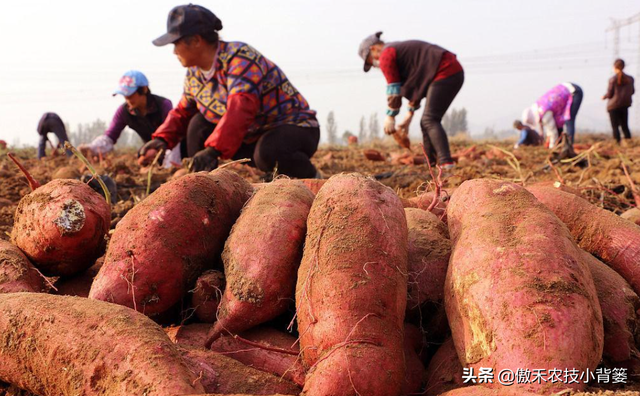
top-left (0, 0), bottom-right (639, 146)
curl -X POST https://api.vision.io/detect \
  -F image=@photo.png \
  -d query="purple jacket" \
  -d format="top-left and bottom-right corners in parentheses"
top-left (536, 84), bottom-right (573, 128)
top-left (105, 94), bottom-right (172, 143)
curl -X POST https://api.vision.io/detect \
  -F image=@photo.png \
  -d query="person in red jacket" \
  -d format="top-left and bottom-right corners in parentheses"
top-left (141, 4), bottom-right (320, 178)
top-left (359, 32), bottom-right (464, 169)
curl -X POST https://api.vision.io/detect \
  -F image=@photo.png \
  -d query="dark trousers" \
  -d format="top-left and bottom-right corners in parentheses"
top-left (420, 71), bottom-right (464, 165)
top-left (186, 112), bottom-right (320, 178)
top-left (37, 119), bottom-right (72, 159)
top-left (563, 83), bottom-right (583, 146)
top-left (609, 107), bottom-right (632, 143)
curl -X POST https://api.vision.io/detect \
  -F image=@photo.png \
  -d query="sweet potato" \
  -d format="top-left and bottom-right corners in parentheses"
top-left (206, 179), bottom-right (314, 344)
top-left (363, 149), bottom-right (385, 161)
top-left (296, 173), bottom-right (408, 396)
top-left (191, 270), bottom-right (225, 323)
top-left (166, 323), bottom-right (211, 349)
top-left (527, 185), bottom-right (640, 296)
top-left (179, 348), bottom-right (300, 395)
top-left (54, 257), bottom-right (103, 298)
top-left (423, 338), bottom-right (466, 396)
top-left (300, 179), bottom-right (326, 195)
top-left (409, 188), bottom-right (452, 222)
top-left (582, 250), bottom-right (640, 371)
top-left (405, 208), bottom-right (450, 317)
top-left (11, 179), bottom-right (110, 276)
top-left (209, 327), bottom-right (305, 387)
top-left (446, 179), bottom-right (603, 394)
top-left (403, 324), bottom-right (426, 395)
top-left (90, 169), bottom-right (252, 316)
top-left (0, 240), bottom-right (46, 293)
top-left (621, 207), bottom-right (640, 226)
top-left (439, 386), bottom-right (539, 396)
top-left (0, 293), bottom-right (204, 396)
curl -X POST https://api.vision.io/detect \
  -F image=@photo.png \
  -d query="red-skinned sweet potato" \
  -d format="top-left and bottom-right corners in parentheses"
top-left (89, 169), bottom-right (252, 316)
top-left (582, 250), bottom-right (640, 371)
top-left (191, 270), bottom-right (225, 323)
top-left (300, 179), bottom-right (326, 195)
top-left (296, 173), bottom-right (408, 396)
top-left (179, 348), bottom-right (300, 395)
top-left (0, 240), bottom-right (46, 293)
top-left (54, 257), bottom-right (103, 298)
top-left (405, 208), bottom-right (450, 317)
top-left (527, 185), bottom-right (640, 296)
top-left (423, 338), bottom-right (466, 396)
top-left (11, 179), bottom-right (110, 276)
top-left (409, 189), bottom-right (452, 222)
top-left (403, 324), bottom-right (426, 395)
top-left (446, 179), bottom-right (603, 394)
top-left (209, 327), bottom-right (305, 387)
top-left (206, 179), bottom-right (314, 344)
top-left (0, 293), bottom-right (204, 395)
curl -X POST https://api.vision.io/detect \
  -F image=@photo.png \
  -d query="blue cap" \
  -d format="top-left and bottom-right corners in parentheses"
top-left (113, 70), bottom-right (149, 97)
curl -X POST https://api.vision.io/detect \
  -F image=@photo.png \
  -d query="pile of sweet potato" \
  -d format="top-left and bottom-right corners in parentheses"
top-left (3, 162), bottom-right (640, 396)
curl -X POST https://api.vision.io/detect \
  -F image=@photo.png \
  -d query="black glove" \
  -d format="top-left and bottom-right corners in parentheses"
top-left (138, 139), bottom-right (168, 166)
top-left (189, 147), bottom-right (220, 172)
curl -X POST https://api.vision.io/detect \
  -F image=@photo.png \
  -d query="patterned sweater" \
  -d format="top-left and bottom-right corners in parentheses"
top-left (154, 41), bottom-right (318, 158)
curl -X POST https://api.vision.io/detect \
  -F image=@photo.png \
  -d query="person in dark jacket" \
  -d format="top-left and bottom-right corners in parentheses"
top-left (602, 58), bottom-right (635, 145)
top-left (79, 70), bottom-right (181, 166)
top-left (140, 4), bottom-right (320, 178)
top-left (36, 112), bottom-right (72, 159)
top-left (512, 120), bottom-right (542, 149)
top-left (358, 32), bottom-right (464, 169)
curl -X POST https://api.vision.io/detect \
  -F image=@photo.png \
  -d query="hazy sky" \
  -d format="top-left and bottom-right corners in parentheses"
top-left (1, 0), bottom-right (639, 146)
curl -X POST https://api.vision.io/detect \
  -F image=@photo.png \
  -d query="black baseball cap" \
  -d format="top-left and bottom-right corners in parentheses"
top-left (153, 4), bottom-right (223, 47)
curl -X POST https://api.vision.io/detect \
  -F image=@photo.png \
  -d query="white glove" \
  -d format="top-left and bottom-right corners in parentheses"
top-left (384, 115), bottom-right (396, 135)
top-left (397, 112), bottom-right (414, 133)
top-left (513, 144), bottom-right (520, 150)
top-left (81, 135), bottom-right (115, 155)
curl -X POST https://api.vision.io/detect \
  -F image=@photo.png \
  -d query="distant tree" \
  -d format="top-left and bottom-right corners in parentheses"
top-left (326, 111), bottom-right (338, 145)
top-left (368, 113), bottom-right (380, 141)
top-left (358, 116), bottom-right (368, 143)
top-left (342, 130), bottom-right (354, 144)
top-left (68, 119), bottom-right (107, 146)
top-left (442, 108), bottom-right (469, 136)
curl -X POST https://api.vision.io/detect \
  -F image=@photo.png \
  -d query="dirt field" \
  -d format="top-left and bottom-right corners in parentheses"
top-left (1, 135), bottom-right (640, 395)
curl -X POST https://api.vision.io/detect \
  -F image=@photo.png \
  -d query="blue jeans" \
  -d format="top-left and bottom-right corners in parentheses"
top-left (563, 83), bottom-right (583, 146)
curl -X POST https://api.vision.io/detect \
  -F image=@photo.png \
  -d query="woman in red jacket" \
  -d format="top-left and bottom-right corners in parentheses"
top-left (602, 58), bottom-right (635, 145)
top-left (359, 32), bottom-right (464, 168)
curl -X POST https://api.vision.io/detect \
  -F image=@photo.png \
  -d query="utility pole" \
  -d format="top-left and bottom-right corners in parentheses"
top-left (606, 12), bottom-right (640, 132)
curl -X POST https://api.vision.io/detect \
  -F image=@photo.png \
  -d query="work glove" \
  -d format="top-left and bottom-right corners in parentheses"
top-left (383, 115), bottom-right (396, 135)
top-left (396, 112), bottom-right (414, 134)
top-left (138, 139), bottom-right (168, 166)
top-left (189, 147), bottom-right (220, 172)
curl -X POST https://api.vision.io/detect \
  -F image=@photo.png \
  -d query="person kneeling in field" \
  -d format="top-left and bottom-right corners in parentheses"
top-left (79, 70), bottom-right (182, 167)
top-left (140, 4), bottom-right (321, 178)
top-left (512, 120), bottom-right (542, 149)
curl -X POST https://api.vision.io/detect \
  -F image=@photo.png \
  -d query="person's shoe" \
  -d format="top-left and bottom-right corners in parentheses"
top-left (440, 162), bottom-right (455, 171)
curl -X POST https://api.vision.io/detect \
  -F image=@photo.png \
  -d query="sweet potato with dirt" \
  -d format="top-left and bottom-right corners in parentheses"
top-left (527, 184), bottom-right (640, 296)
top-left (403, 324), bottom-right (426, 395)
top-left (11, 179), bottom-right (110, 276)
top-left (206, 179), bottom-right (314, 344)
top-left (405, 208), bottom-right (450, 317)
top-left (0, 293), bottom-right (204, 396)
top-left (621, 207), bottom-right (640, 226)
top-left (191, 270), bottom-right (225, 323)
top-left (209, 327), bottom-right (305, 387)
top-left (423, 338), bottom-right (466, 396)
top-left (300, 178), bottom-right (326, 195)
top-left (446, 179), bottom-right (603, 394)
top-left (0, 240), bottom-right (46, 293)
top-left (179, 348), bottom-right (300, 395)
top-left (582, 250), bottom-right (640, 371)
top-left (296, 173), bottom-right (408, 396)
top-left (409, 188), bottom-right (452, 222)
top-left (89, 169), bottom-right (252, 316)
